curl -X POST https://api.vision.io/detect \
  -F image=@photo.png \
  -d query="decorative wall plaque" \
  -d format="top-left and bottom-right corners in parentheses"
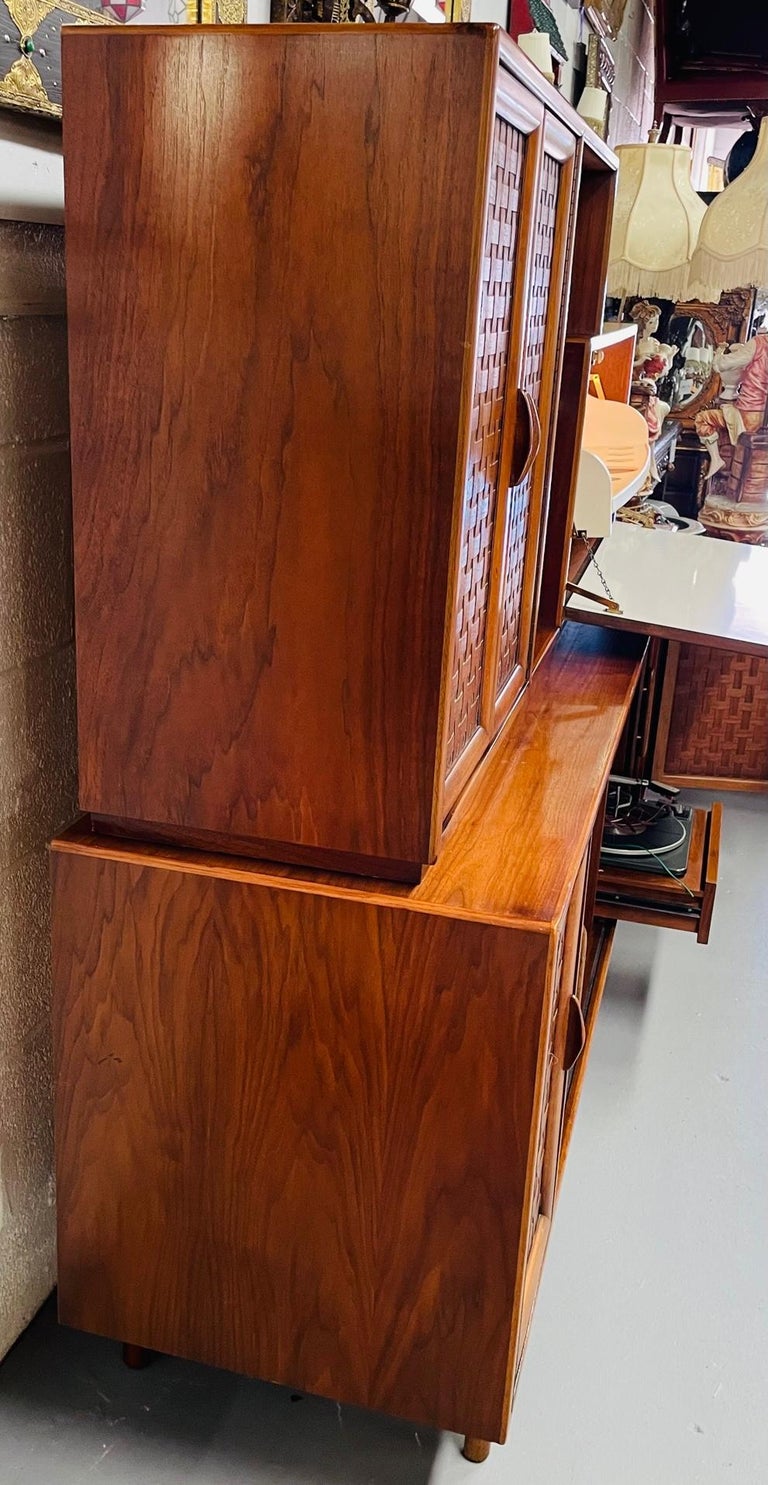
top-left (0, 0), bottom-right (245, 121)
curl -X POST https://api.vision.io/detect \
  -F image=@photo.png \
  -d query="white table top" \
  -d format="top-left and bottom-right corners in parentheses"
top-left (567, 525), bottom-right (768, 658)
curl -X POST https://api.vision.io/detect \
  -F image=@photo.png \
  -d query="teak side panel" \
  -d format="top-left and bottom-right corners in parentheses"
top-left (63, 27), bottom-right (494, 873)
top-left (52, 848), bottom-right (550, 1441)
top-left (55, 624), bottom-right (644, 929)
top-left (565, 155), bottom-right (616, 338)
top-left (55, 623), bottom-right (645, 929)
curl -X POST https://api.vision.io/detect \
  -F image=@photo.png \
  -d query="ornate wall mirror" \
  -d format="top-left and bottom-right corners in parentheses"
top-left (662, 290), bottom-right (756, 428)
top-left (606, 290), bottom-right (755, 430)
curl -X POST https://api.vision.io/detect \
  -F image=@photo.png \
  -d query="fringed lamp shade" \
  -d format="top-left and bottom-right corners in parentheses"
top-left (688, 118), bottom-right (768, 300)
top-left (607, 144), bottom-right (706, 301)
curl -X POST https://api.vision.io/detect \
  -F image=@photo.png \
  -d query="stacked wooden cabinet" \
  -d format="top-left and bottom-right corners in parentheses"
top-left (53, 24), bottom-right (649, 1463)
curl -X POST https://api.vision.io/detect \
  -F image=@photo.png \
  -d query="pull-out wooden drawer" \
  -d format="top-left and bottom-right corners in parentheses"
top-left (595, 802), bottom-right (721, 945)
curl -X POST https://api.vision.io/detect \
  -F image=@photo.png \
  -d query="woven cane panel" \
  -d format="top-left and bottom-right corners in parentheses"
top-left (446, 115), bottom-right (525, 772)
top-left (665, 644), bottom-right (768, 783)
top-left (527, 937), bottom-right (564, 1258)
top-left (497, 151), bottom-right (561, 693)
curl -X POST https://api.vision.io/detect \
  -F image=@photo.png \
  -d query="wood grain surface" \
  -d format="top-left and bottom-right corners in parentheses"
top-left (56, 623), bottom-right (645, 930)
top-left (52, 847), bottom-right (551, 1441)
top-left (564, 152), bottom-right (616, 338)
top-left (63, 26), bottom-right (494, 875)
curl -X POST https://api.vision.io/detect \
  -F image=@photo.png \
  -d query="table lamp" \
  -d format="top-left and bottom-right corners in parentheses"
top-left (688, 117), bottom-right (768, 299)
top-left (607, 142), bottom-right (706, 302)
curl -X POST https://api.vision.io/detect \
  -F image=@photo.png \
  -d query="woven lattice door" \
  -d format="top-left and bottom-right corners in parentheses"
top-left (443, 82), bottom-right (545, 809)
top-left (486, 113), bottom-right (578, 735)
top-left (527, 851), bottom-right (588, 1257)
top-left (517, 854), bottom-right (588, 1375)
top-left (655, 642), bottom-right (768, 790)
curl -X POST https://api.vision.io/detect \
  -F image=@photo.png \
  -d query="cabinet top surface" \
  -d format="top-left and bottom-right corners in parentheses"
top-left (54, 625), bottom-right (642, 932)
top-left (60, 23), bottom-right (615, 169)
top-left (567, 525), bottom-right (768, 657)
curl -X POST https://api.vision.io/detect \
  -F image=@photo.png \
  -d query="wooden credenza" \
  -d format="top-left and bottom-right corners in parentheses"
top-left (52, 23), bottom-right (733, 1467)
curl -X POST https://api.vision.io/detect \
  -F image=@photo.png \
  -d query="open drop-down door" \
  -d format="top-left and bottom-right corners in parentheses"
top-left (566, 525), bottom-right (768, 944)
top-left (566, 525), bottom-right (768, 658)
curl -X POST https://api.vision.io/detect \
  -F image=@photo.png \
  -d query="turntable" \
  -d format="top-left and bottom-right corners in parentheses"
top-left (600, 777), bottom-right (693, 878)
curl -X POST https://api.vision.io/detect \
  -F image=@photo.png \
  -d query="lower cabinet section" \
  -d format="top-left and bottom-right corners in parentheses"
top-left (50, 626), bottom-right (649, 1455)
top-left (51, 830), bottom-right (595, 1446)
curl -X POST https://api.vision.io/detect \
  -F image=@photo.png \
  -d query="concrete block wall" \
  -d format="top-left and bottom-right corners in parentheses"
top-left (548, 0), bottom-right (656, 145)
top-left (606, 0), bottom-right (655, 147)
top-left (0, 220), bottom-right (77, 1362)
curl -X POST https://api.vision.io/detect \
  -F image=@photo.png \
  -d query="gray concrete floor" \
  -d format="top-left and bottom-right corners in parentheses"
top-left (1, 791), bottom-right (767, 1484)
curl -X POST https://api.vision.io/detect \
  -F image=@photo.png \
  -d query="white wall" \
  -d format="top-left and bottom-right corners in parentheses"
top-left (0, 4), bottom-right (271, 227)
top-left (0, 115), bottom-right (64, 226)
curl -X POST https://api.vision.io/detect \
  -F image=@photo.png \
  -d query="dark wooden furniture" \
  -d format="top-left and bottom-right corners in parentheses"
top-left (666, 291), bottom-right (756, 431)
top-left (664, 433), bottom-right (709, 518)
top-left (655, 0), bottom-right (768, 127)
top-left (650, 420), bottom-right (679, 496)
top-left (53, 23), bottom-right (763, 1470)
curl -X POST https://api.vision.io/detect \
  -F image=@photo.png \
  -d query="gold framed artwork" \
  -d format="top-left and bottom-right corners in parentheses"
top-left (584, 0), bottom-right (629, 42)
top-left (0, 0), bottom-right (245, 121)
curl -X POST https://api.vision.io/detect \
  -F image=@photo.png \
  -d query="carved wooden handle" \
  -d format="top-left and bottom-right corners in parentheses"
top-left (510, 387), bottom-right (542, 488)
top-left (564, 994), bottom-right (586, 1072)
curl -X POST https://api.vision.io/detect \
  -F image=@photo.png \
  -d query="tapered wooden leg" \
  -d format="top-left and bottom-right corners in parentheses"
top-left (122, 1342), bottom-right (151, 1369)
top-left (462, 1437), bottom-right (491, 1463)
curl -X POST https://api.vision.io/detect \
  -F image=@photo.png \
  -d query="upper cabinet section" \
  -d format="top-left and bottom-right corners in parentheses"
top-left (63, 25), bottom-right (615, 881)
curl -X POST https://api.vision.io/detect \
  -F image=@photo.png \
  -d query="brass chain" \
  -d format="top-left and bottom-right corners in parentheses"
top-left (579, 533), bottom-right (617, 609)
